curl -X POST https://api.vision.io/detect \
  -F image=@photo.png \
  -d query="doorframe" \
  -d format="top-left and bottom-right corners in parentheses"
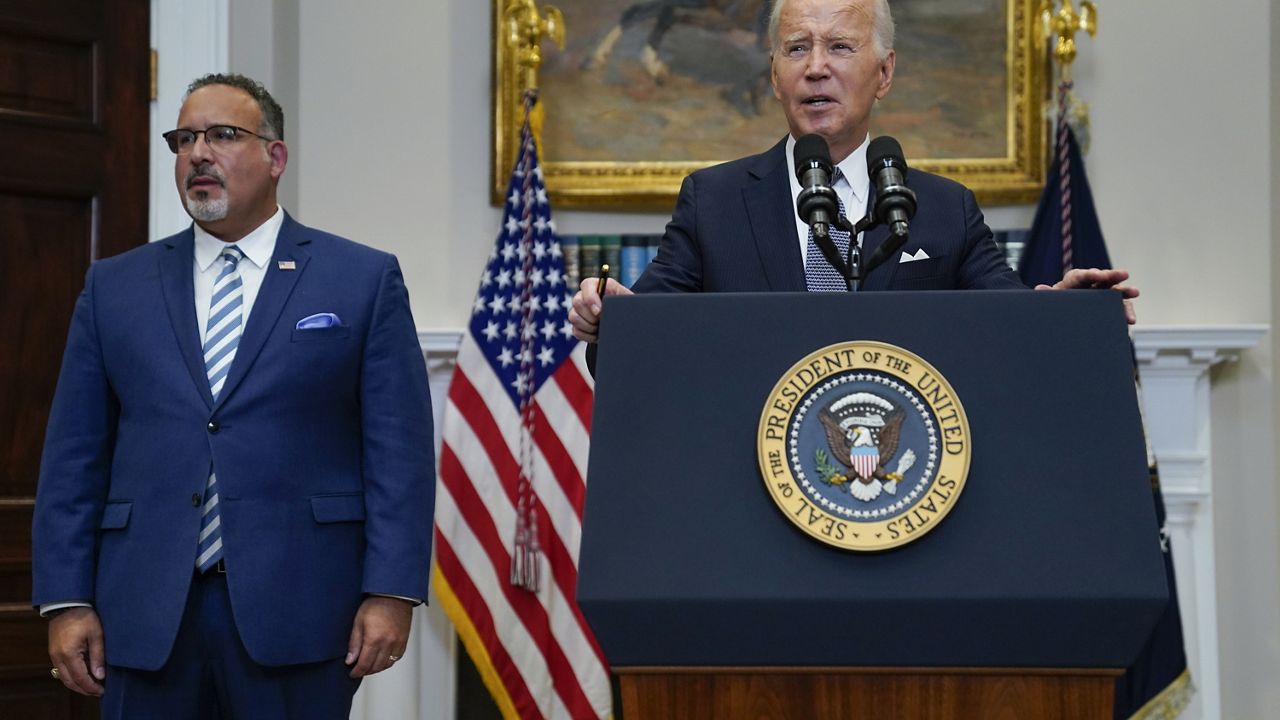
top-left (148, 0), bottom-right (228, 241)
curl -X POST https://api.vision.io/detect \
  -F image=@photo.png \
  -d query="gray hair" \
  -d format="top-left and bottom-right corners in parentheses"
top-left (768, 0), bottom-right (895, 60)
top-left (186, 73), bottom-right (284, 141)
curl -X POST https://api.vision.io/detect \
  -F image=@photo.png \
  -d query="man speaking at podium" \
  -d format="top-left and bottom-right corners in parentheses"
top-left (571, 0), bottom-right (1136, 342)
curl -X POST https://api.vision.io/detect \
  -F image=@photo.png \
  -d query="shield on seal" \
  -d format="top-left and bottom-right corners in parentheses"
top-left (850, 445), bottom-right (879, 480)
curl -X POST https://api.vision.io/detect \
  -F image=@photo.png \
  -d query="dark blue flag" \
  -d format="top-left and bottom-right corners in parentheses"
top-left (1019, 122), bottom-right (1111, 287)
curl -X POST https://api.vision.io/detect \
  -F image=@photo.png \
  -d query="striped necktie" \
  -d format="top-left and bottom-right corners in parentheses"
top-left (197, 245), bottom-right (243, 573)
top-left (805, 170), bottom-right (854, 292)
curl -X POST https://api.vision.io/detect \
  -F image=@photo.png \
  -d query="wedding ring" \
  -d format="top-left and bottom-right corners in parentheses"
top-left (50, 667), bottom-right (60, 680)
top-left (387, 654), bottom-right (400, 663)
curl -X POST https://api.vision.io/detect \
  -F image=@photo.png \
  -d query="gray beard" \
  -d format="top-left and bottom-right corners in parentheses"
top-left (186, 194), bottom-right (228, 222)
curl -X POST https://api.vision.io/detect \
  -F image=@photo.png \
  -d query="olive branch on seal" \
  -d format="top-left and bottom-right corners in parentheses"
top-left (814, 448), bottom-right (846, 488)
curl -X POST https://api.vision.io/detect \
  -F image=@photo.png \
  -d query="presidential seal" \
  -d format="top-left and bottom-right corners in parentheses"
top-left (757, 341), bottom-right (971, 551)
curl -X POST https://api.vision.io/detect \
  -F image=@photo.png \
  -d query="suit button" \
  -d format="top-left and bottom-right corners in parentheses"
top-left (207, 421), bottom-right (219, 434)
top-left (192, 493), bottom-right (202, 507)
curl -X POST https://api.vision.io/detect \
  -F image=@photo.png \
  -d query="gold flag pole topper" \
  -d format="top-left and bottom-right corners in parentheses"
top-left (1038, 0), bottom-right (1096, 80)
top-left (1037, 0), bottom-right (1096, 151)
top-left (503, 0), bottom-right (564, 152)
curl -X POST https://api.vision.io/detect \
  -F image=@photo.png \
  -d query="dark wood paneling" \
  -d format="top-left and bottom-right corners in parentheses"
top-left (0, 195), bottom-right (92, 498)
top-left (0, 604), bottom-right (47, 666)
top-left (0, 2), bottom-right (101, 36)
top-left (0, 504), bottom-right (34, 603)
top-left (0, 32), bottom-right (96, 124)
top-left (0, 1), bottom-right (148, 716)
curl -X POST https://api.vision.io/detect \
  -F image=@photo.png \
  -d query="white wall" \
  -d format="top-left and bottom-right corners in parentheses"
top-left (222, 0), bottom-right (1278, 716)
top-left (1069, 2), bottom-right (1279, 718)
top-left (1273, 0), bottom-right (1280, 576)
top-left (229, 0), bottom-right (300, 211)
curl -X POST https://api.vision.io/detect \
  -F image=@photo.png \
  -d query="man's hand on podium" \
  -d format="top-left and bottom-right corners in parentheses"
top-left (1037, 267), bottom-right (1139, 325)
top-left (571, 277), bottom-right (633, 343)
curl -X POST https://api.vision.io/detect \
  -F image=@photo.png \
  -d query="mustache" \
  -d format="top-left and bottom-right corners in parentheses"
top-left (185, 166), bottom-right (226, 189)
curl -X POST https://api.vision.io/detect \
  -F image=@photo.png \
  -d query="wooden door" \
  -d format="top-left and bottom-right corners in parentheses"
top-left (0, 0), bottom-right (149, 716)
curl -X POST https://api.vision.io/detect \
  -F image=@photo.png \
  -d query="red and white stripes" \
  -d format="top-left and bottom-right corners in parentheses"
top-left (434, 338), bottom-right (610, 719)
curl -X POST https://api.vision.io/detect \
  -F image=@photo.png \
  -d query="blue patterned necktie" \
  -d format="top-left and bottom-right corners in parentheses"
top-left (197, 245), bottom-right (243, 573)
top-left (805, 170), bottom-right (854, 292)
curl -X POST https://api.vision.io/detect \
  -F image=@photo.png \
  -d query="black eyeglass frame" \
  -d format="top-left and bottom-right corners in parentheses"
top-left (161, 125), bottom-right (274, 155)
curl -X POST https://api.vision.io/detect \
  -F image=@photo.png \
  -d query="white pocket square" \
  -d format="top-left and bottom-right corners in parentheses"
top-left (899, 248), bottom-right (931, 263)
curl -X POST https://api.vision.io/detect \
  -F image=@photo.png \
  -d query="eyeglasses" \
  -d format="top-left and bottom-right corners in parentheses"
top-left (161, 125), bottom-right (272, 155)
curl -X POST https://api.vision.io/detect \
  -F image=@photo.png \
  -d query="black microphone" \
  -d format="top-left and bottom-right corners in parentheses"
top-left (867, 136), bottom-right (917, 239)
top-left (793, 134), bottom-right (855, 288)
top-left (862, 136), bottom-right (919, 276)
top-left (793, 134), bottom-right (840, 240)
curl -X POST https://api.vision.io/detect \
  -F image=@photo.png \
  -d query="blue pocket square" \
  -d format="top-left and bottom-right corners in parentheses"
top-left (296, 312), bottom-right (342, 329)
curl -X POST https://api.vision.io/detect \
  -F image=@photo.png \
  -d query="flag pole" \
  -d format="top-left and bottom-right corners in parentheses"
top-left (502, 0), bottom-right (566, 594)
top-left (1037, 0), bottom-right (1096, 148)
top-left (503, 0), bottom-right (564, 157)
top-left (438, 7), bottom-right (613, 715)
top-left (1036, 1), bottom-right (1097, 276)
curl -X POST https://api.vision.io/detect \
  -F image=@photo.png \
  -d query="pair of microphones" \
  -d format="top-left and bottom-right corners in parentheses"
top-left (794, 134), bottom-right (917, 286)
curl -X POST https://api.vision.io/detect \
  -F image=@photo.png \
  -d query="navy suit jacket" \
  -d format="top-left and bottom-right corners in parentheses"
top-left (633, 137), bottom-right (1026, 293)
top-left (32, 214), bottom-right (435, 670)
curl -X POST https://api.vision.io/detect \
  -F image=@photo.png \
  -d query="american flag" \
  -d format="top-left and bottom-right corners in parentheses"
top-left (431, 95), bottom-right (612, 719)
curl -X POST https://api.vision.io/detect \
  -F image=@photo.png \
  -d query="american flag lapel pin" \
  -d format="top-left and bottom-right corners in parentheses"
top-left (277, 260), bottom-right (296, 271)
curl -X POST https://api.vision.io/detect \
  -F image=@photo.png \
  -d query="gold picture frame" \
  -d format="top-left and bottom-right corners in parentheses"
top-left (492, 0), bottom-right (1047, 211)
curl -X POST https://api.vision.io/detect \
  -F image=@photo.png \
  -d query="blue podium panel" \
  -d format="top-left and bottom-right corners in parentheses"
top-left (579, 291), bottom-right (1167, 669)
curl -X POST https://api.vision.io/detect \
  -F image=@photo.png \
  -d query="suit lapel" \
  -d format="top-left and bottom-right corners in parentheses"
top-left (214, 214), bottom-right (312, 409)
top-left (158, 229), bottom-right (214, 409)
top-left (744, 138), bottom-right (805, 291)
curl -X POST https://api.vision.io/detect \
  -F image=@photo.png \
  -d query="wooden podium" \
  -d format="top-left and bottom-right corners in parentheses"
top-left (616, 668), bottom-right (1120, 719)
top-left (579, 292), bottom-right (1168, 719)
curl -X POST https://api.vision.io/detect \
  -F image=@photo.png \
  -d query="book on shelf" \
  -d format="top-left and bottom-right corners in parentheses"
top-left (620, 235), bottom-right (648, 287)
top-left (560, 234), bottom-right (580, 292)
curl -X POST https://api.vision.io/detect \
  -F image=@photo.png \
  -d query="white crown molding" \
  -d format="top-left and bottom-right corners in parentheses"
top-left (1132, 324), bottom-right (1268, 365)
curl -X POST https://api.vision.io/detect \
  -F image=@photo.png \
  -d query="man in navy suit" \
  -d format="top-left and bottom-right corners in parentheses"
top-left (32, 73), bottom-right (434, 718)
top-left (570, 0), bottom-right (1136, 341)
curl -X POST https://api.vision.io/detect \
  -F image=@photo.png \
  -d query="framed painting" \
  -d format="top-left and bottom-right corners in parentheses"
top-left (492, 0), bottom-right (1047, 210)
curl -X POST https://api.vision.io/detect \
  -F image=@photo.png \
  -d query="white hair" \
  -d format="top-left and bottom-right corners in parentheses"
top-left (185, 194), bottom-right (229, 222)
top-left (768, 0), bottom-right (895, 60)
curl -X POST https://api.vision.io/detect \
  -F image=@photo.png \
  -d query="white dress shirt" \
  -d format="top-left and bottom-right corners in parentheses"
top-left (785, 133), bottom-right (872, 268)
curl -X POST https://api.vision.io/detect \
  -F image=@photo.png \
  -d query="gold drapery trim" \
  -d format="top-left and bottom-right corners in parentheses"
top-left (1126, 668), bottom-right (1194, 720)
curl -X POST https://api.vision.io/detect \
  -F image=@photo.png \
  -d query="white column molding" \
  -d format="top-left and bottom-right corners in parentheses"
top-left (149, 0), bottom-right (230, 242)
top-left (414, 330), bottom-right (465, 720)
top-left (1132, 324), bottom-right (1268, 720)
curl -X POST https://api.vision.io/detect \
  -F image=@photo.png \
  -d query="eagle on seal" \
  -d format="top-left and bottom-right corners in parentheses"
top-left (818, 393), bottom-right (917, 502)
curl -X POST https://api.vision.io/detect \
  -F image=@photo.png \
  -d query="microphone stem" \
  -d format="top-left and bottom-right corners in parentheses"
top-left (848, 230), bottom-right (860, 292)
